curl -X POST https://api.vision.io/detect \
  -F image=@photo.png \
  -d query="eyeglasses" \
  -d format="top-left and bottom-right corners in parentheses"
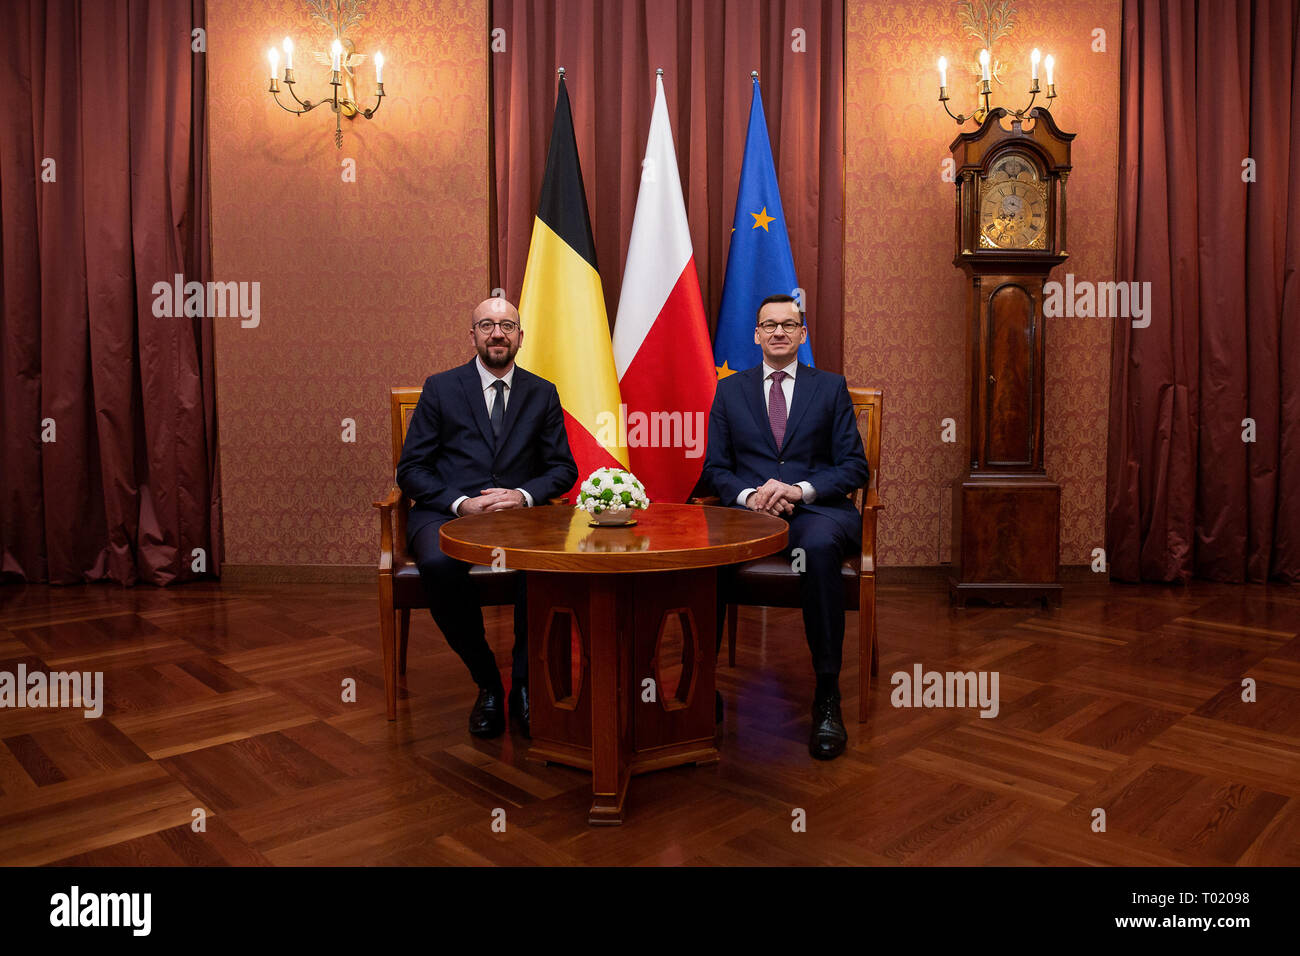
top-left (757, 319), bottom-right (803, 335)
top-left (474, 318), bottom-right (519, 335)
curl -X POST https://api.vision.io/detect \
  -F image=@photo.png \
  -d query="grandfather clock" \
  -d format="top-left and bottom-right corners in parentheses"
top-left (949, 106), bottom-right (1073, 606)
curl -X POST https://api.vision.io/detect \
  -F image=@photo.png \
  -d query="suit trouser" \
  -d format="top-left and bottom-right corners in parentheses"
top-left (409, 516), bottom-right (527, 689)
top-left (718, 507), bottom-right (856, 678)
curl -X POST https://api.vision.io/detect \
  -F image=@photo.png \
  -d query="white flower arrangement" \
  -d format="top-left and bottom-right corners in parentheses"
top-left (576, 467), bottom-right (650, 515)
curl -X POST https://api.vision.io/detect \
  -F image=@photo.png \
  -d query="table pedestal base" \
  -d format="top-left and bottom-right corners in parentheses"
top-left (526, 567), bottom-right (718, 825)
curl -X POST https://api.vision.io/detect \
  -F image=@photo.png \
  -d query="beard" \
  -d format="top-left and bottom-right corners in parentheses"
top-left (478, 340), bottom-right (517, 369)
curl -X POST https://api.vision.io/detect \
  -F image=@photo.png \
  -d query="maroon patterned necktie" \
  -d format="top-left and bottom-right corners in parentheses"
top-left (768, 370), bottom-right (788, 448)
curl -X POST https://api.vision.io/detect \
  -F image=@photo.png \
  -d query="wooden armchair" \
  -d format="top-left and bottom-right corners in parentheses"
top-left (373, 386), bottom-right (521, 721)
top-left (704, 387), bottom-right (883, 722)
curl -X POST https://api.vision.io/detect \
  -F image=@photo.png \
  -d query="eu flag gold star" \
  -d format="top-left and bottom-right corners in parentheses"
top-left (751, 207), bottom-right (774, 231)
top-left (716, 361), bottom-right (738, 379)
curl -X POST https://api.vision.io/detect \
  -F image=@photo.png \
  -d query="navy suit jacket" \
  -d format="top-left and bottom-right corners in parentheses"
top-left (702, 363), bottom-right (869, 542)
top-left (397, 358), bottom-right (578, 540)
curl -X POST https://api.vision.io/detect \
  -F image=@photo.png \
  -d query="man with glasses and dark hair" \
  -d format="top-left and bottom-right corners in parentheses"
top-left (702, 293), bottom-right (869, 759)
top-left (397, 296), bottom-right (577, 739)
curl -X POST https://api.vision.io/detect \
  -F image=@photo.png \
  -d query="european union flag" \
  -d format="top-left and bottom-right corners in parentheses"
top-left (713, 75), bottom-right (814, 377)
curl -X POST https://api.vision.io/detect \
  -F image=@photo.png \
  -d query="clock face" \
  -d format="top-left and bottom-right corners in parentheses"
top-left (978, 153), bottom-right (1049, 250)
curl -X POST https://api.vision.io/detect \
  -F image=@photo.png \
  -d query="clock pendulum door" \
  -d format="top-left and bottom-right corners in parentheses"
top-left (947, 109), bottom-right (1075, 607)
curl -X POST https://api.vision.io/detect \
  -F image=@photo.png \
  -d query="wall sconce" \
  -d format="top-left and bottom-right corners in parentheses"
top-left (265, 0), bottom-right (385, 148)
top-left (937, 47), bottom-right (1058, 126)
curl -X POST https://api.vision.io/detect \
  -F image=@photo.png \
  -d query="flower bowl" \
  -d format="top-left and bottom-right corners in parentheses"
top-left (575, 467), bottom-right (650, 525)
top-left (588, 509), bottom-right (638, 527)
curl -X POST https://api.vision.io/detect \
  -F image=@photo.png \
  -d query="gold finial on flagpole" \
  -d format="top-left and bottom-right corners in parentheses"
top-left (751, 70), bottom-right (759, 80)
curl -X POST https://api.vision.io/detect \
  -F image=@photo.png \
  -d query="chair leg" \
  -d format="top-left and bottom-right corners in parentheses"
top-left (379, 576), bottom-right (397, 721)
top-left (858, 574), bottom-right (876, 723)
top-left (727, 603), bottom-right (738, 667)
top-left (398, 608), bottom-right (411, 675)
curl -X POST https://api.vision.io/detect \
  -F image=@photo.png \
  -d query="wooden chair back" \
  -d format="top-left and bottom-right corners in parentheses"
top-left (847, 386), bottom-right (882, 508)
top-left (387, 386), bottom-right (425, 552)
top-left (389, 386), bottom-right (423, 472)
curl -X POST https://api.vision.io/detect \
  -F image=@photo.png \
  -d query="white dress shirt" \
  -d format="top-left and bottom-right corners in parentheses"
top-left (450, 356), bottom-right (534, 515)
top-left (737, 360), bottom-right (817, 507)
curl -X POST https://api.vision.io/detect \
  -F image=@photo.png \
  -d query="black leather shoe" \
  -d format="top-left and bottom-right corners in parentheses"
top-left (715, 690), bottom-right (724, 724)
top-left (508, 683), bottom-right (530, 738)
top-left (809, 692), bottom-right (847, 760)
top-left (469, 686), bottom-right (505, 738)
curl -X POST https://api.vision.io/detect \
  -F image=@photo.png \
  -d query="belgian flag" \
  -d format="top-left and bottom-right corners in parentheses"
top-left (517, 74), bottom-right (628, 498)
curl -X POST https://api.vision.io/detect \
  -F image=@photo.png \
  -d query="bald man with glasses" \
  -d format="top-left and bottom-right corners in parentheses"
top-left (397, 297), bottom-right (577, 739)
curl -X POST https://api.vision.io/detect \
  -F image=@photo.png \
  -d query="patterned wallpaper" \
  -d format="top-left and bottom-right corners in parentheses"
top-left (207, 0), bottom-right (490, 564)
top-left (844, 0), bottom-right (1119, 566)
top-left (209, 0), bottom-right (1116, 568)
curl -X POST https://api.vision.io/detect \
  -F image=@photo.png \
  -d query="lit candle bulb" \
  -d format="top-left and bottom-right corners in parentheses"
top-left (938, 55), bottom-right (948, 89)
top-left (282, 36), bottom-right (294, 71)
top-left (1045, 53), bottom-right (1055, 86)
top-left (268, 47), bottom-right (278, 79)
top-left (979, 48), bottom-right (990, 82)
top-left (1031, 48), bottom-right (1040, 80)
top-left (330, 38), bottom-right (342, 72)
top-left (375, 51), bottom-right (385, 84)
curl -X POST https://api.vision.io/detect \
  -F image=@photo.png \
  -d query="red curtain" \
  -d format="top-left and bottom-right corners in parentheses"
top-left (1108, 0), bottom-right (1300, 583)
top-left (489, 0), bottom-right (844, 371)
top-left (0, 0), bottom-right (221, 586)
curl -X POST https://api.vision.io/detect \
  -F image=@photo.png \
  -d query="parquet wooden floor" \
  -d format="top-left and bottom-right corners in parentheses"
top-left (1, 573), bottom-right (1297, 866)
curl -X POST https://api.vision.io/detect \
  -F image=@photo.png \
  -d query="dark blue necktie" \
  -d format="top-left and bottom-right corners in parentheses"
top-left (490, 380), bottom-right (506, 441)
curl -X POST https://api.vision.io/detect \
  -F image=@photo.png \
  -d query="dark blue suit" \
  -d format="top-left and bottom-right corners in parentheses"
top-left (702, 362), bottom-right (869, 677)
top-left (397, 357), bottom-right (577, 688)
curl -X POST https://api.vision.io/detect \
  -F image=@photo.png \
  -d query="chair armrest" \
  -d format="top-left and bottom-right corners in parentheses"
top-left (374, 486), bottom-right (413, 567)
top-left (860, 488), bottom-right (881, 574)
top-left (548, 497), bottom-right (569, 506)
top-left (688, 495), bottom-right (721, 506)
top-left (373, 484), bottom-right (402, 509)
top-left (374, 484), bottom-right (402, 573)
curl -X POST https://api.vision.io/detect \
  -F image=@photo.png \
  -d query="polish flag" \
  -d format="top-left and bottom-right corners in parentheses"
top-left (612, 74), bottom-right (716, 503)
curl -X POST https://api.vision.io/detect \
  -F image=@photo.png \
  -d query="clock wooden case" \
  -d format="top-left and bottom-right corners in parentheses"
top-left (949, 106), bottom-right (1074, 606)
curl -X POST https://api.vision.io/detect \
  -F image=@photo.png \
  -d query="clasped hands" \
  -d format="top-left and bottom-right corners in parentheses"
top-left (746, 479), bottom-right (802, 516)
top-left (458, 487), bottom-right (525, 515)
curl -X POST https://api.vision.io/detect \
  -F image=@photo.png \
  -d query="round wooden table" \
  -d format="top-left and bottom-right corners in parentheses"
top-left (441, 502), bottom-right (787, 824)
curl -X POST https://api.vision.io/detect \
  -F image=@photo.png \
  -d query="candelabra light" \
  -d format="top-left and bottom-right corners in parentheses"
top-left (937, 47), bottom-right (1058, 126)
top-left (266, 33), bottom-right (386, 148)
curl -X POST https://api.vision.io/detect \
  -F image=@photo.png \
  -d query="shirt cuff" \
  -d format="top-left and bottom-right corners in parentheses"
top-left (451, 495), bottom-right (469, 516)
top-left (796, 481), bottom-right (816, 503)
top-left (516, 488), bottom-right (533, 507)
top-left (737, 488), bottom-right (755, 506)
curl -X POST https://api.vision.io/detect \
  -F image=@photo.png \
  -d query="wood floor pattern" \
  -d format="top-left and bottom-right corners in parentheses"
top-left (1, 574), bottom-right (1297, 866)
